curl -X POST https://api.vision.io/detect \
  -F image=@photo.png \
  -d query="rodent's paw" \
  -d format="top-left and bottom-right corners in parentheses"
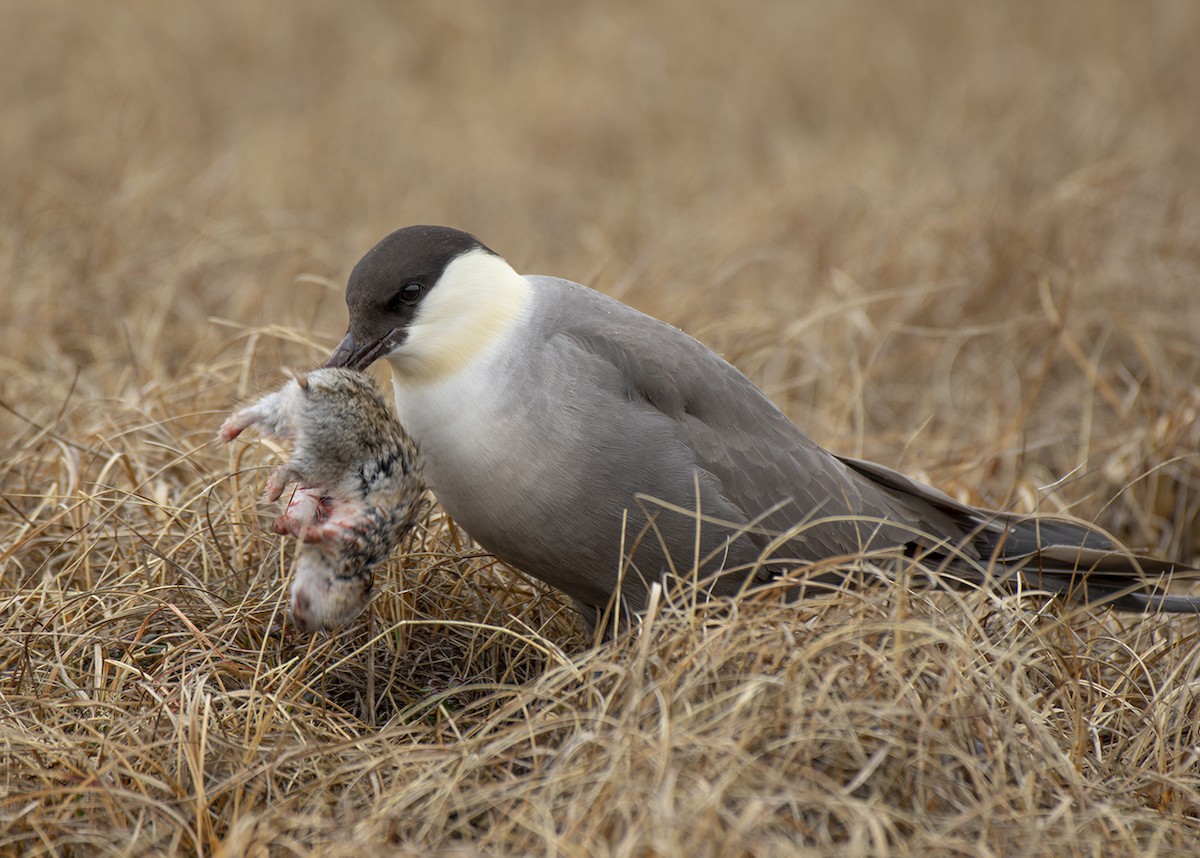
top-left (273, 489), bottom-right (328, 535)
top-left (263, 464), bottom-right (305, 503)
top-left (218, 410), bottom-right (255, 443)
top-left (219, 386), bottom-right (298, 447)
top-left (296, 500), bottom-right (370, 545)
top-left (263, 478), bottom-right (285, 504)
top-left (300, 518), bottom-right (368, 547)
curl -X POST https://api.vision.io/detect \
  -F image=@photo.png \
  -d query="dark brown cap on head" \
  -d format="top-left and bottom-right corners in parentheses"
top-left (326, 226), bottom-right (497, 371)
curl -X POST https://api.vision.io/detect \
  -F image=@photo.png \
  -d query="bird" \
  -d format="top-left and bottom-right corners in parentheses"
top-left (220, 367), bottom-right (424, 632)
top-left (322, 224), bottom-right (1200, 628)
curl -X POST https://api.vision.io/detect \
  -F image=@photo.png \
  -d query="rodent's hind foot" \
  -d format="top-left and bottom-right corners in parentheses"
top-left (296, 500), bottom-right (371, 545)
top-left (272, 489), bottom-right (330, 536)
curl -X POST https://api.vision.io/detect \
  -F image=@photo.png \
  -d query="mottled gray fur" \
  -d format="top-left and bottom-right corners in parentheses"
top-left (220, 368), bottom-right (423, 632)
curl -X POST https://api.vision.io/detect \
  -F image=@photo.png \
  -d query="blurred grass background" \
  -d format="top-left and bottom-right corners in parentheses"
top-left (3, 2), bottom-right (1200, 855)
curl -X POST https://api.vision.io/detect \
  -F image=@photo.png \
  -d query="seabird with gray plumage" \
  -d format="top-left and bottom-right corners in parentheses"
top-left (324, 225), bottom-right (1200, 627)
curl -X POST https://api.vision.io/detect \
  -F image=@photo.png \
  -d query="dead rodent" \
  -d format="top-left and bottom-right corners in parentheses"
top-left (220, 367), bottom-right (424, 632)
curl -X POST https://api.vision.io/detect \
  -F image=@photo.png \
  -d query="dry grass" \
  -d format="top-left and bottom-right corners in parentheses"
top-left (4, 1), bottom-right (1200, 854)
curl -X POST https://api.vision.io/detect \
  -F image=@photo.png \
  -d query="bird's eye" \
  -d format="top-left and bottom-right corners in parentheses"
top-left (400, 282), bottom-right (424, 304)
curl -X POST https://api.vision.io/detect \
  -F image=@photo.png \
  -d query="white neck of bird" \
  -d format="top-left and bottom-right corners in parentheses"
top-left (385, 247), bottom-right (532, 384)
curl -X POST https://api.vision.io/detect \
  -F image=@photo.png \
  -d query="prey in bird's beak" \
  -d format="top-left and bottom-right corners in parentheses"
top-left (324, 329), bottom-right (402, 372)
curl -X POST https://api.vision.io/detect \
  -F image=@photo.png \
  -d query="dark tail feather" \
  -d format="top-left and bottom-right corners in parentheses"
top-left (1116, 593), bottom-right (1200, 613)
top-left (836, 454), bottom-right (1200, 614)
top-left (1002, 539), bottom-right (1200, 614)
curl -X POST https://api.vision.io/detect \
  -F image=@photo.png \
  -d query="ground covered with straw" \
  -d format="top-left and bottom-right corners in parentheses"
top-left (3, 2), bottom-right (1200, 855)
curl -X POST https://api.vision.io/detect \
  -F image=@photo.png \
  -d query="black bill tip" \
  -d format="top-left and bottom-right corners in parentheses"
top-left (323, 330), bottom-right (399, 371)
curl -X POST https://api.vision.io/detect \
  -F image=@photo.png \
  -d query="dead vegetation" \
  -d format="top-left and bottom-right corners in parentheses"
top-left (3, 1), bottom-right (1200, 855)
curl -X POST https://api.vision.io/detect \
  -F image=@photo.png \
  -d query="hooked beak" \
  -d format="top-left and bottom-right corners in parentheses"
top-left (323, 329), bottom-right (401, 371)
